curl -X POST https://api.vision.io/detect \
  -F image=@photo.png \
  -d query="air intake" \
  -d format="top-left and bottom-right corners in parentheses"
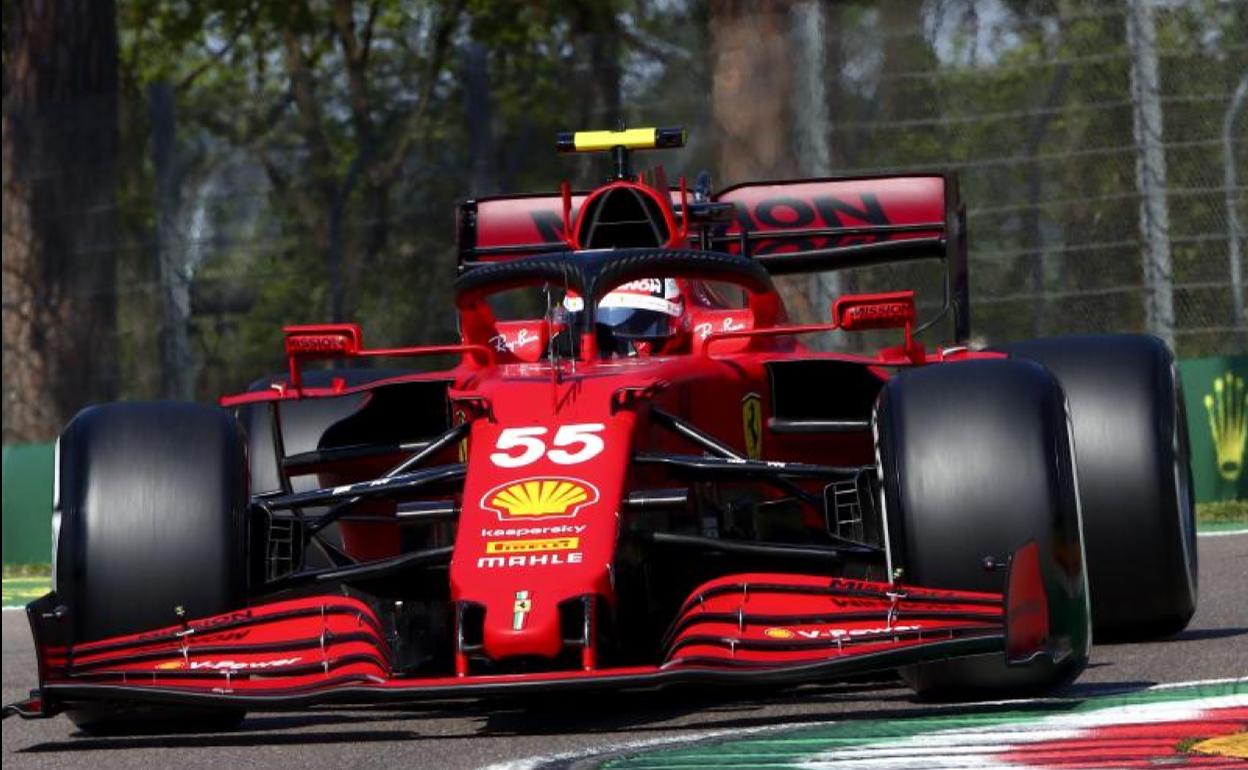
top-left (577, 186), bottom-right (671, 249)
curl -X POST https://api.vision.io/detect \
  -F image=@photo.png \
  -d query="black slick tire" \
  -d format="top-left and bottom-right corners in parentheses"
top-left (55, 401), bottom-right (248, 732)
top-left (997, 334), bottom-right (1197, 640)
top-left (874, 359), bottom-right (1091, 697)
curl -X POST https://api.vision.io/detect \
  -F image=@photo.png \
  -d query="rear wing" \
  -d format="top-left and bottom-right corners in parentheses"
top-left (457, 173), bottom-right (969, 343)
top-left (457, 193), bottom-right (583, 264)
top-left (713, 173), bottom-right (968, 343)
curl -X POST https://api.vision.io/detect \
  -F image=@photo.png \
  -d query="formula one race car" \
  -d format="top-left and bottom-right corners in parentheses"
top-left (5, 127), bottom-right (1197, 731)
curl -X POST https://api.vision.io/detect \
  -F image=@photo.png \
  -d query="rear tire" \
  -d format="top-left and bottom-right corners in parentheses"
top-left (998, 335), bottom-right (1197, 640)
top-left (874, 359), bottom-right (1090, 697)
top-left (55, 401), bottom-right (248, 732)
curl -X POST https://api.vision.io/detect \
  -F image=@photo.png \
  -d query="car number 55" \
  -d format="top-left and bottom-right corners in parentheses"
top-left (490, 424), bottom-right (606, 467)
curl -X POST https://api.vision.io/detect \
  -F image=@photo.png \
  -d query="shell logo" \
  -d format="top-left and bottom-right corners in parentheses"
top-left (481, 477), bottom-right (600, 520)
top-left (763, 627), bottom-right (796, 640)
top-left (155, 660), bottom-right (185, 670)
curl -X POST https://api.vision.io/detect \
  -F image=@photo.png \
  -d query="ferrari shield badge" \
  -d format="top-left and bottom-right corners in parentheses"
top-left (742, 393), bottom-right (763, 459)
top-left (513, 590), bottom-right (532, 631)
top-left (453, 408), bottom-right (469, 462)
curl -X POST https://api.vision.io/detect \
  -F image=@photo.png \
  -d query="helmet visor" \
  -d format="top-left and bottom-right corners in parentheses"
top-left (596, 306), bottom-right (675, 339)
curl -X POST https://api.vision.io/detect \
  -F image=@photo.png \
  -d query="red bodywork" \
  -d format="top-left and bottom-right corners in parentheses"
top-left (9, 163), bottom-right (1049, 719)
top-left (16, 564), bottom-right (1042, 711)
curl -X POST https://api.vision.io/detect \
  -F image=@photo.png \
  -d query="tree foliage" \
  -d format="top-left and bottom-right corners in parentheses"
top-left (3, 0), bottom-right (1242, 428)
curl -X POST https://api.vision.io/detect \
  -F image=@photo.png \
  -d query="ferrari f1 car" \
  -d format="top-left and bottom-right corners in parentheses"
top-left (5, 127), bottom-right (1197, 731)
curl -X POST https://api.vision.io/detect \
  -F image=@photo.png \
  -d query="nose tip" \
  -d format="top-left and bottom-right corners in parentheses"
top-left (481, 588), bottom-right (563, 660)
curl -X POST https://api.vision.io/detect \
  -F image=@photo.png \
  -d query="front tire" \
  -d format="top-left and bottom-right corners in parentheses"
top-left (874, 359), bottom-right (1090, 697)
top-left (55, 401), bottom-right (249, 732)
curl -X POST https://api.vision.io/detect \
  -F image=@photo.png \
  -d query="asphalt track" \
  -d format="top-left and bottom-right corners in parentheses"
top-left (3, 531), bottom-right (1246, 770)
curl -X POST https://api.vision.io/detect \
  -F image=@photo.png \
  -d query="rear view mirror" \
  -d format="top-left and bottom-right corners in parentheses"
top-left (284, 323), bottom-right (363, 357)
top-left (831, 291), bottom-right (916, 331)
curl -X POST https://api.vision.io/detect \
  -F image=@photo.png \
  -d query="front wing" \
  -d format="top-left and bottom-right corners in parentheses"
top-left (5, 544), bottom-right (1050, 719)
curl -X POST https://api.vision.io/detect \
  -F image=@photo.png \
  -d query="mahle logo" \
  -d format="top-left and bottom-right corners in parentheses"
top-left (482, 477), bottom-right (599, 520)
top-left (1203, 372), bottom-right (1246, 482)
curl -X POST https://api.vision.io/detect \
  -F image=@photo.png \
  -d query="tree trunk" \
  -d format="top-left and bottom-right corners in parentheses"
top-left (462, 41), bottom-right (496, 197)
top-left (3, 0), bottom-right (120, 442)
top-left (1021, 61), bottom-right (1069, 339)
top-left (791, 0), bottom-right (843, 344)
top-left (710, 0), bottom-right (797, 186)
top-left (711, 0), bottom-right (809, 322)
top-left (150, 80), bottom-right (195, 400)
top-left (569, 2), bottom-right (623, 187)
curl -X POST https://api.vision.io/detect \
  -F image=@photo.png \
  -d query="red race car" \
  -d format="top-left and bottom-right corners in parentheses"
top-left (5, 127), bottom-right (1196, 731)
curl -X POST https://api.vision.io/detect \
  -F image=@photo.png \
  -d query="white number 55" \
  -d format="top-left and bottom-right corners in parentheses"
top-left (490, 423), bottom-right (605, 467)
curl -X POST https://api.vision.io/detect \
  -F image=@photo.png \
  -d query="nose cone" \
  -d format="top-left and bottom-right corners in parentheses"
top-left (462, 500), bottom-right (607, 660)
top-left (449, 378), bottom-right (637, 665)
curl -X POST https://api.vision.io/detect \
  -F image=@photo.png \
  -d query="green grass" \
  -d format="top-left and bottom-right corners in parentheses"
top-left (1197, 500), bottom-right (1248, 524)
top-left (2, 575), bottom-right (50, 606)
top-left (2, 563), bottom-right (50, 578)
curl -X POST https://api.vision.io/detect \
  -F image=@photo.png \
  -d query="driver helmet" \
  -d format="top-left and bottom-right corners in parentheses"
top-left (562, 278), bottom-right (684, 356)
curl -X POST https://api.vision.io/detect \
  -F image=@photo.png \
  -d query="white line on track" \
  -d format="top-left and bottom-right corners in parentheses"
top-left (476, 723), bottom-right (801, 770)
top-left (1198, 527), bottom-right (1248, 537)
top-left (794, 692), bottom-right (1248, 770)
top-left (1150, 676), bottom-right (1248, 689)
top-left (477, 677), bottom-right (1248, 770)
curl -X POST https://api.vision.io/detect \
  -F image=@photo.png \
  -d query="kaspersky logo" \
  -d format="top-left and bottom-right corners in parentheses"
top-left (1204, 372), bottom-right (1246, 482)
top-left (481, 477), bottom-right (599, 520)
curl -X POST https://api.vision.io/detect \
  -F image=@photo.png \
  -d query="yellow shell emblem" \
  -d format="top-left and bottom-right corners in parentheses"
top-left (763, 627), bottom-right (796, 640)
top-left (483, 477), bottom-right (599, 519)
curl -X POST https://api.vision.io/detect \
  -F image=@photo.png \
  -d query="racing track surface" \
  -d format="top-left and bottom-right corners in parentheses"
top-left (4, 531), bottom-right (1246, 770)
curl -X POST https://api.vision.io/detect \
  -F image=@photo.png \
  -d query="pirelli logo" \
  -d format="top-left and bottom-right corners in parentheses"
top-left (485, 537), bottom-right (579, 554)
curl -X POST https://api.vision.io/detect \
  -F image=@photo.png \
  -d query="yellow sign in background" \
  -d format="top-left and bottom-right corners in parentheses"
top-left (1179, 356), bottom-right (1247, 502)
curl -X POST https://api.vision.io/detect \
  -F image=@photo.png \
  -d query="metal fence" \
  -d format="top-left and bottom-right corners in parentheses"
top-left (773, 0), bottom-right (1247, 355)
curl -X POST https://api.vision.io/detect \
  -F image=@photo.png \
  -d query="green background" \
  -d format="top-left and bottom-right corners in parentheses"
top-left (2, 443), bottom-right (54, 566)
top-left (1179, 356), bottom-right (1248, 503)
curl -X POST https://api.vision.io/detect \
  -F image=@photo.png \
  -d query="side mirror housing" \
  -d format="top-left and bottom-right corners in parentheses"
top-left (832, 291), bottom-right (916, 331)
top-left (832, 291), bottom-right (922, 363)
top-left (284, 323), bottom-right (363, 357)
